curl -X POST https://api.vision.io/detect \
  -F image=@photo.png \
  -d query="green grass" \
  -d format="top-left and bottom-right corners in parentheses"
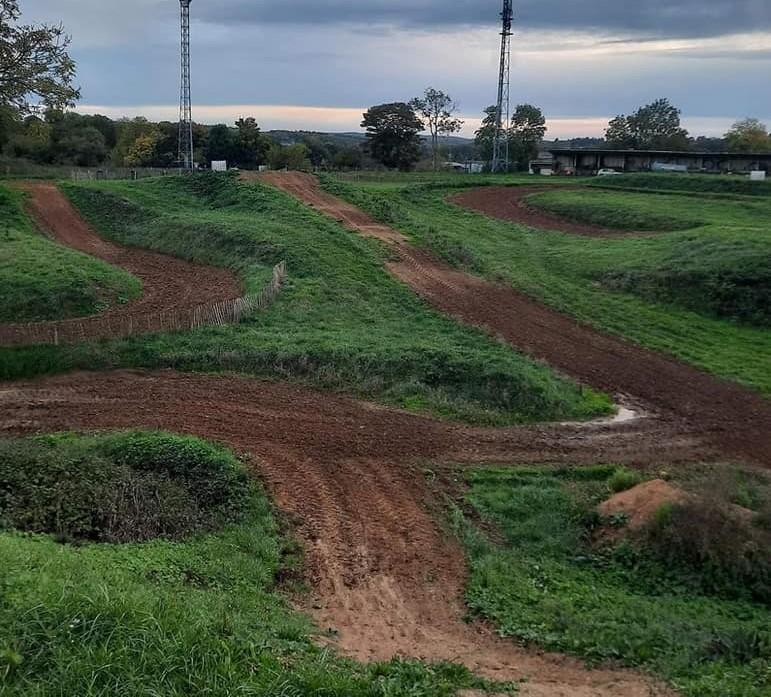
top-left (0, 173), bottom-right (610, 426)
top-left (527, 189), bottom-right (702, 231)
top-left (323, 176), bottom-right (771, 394)
top-left (0, 184), bottom-right (141, 321)
top-left (590, 173), bottom-right (771, 197)
top-left (0, 431), bottom-right (510, 696)
top-left (455, 465), bottom-right (771, 697)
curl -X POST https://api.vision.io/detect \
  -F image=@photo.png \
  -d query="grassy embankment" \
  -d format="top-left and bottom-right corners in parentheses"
top-left (323, 174), bottom-right (771, 395)
top-left (0, 174), bottom-right (610, 425)
top-left (0, 184), bottom-right (140, 322)
top-left (0, 431), bottom-right (510, 696)
top-left (455, 464), bottom-right (771, 697)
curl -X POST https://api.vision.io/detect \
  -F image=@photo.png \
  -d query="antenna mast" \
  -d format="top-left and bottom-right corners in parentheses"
top-left (178, 0), bottom-right (194, 170)
top-left (491, 0), bottom-right (513, 173)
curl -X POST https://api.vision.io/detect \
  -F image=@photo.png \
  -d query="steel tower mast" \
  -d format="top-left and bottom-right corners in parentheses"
top-left (178, 0), bottom-right (194, 170)
top-left (491, 0), bottom-right (513, 173)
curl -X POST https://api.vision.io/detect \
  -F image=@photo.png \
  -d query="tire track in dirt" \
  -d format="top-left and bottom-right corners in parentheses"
top-left (0, 370), bottom-right (686, 696)
top-left (450, 185), bottom-right (649, 238)
top-left (0, 182), bottom-right (241, 342)
top-left (258, 172), bottom-right (771, 468)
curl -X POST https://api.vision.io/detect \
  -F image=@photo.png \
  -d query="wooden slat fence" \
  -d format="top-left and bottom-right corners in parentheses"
top-left (0, 261), bottom-right (286, 348)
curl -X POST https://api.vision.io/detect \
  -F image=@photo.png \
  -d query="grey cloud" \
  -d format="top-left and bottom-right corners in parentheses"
top-left (198, 0), bottom-right (771, 39)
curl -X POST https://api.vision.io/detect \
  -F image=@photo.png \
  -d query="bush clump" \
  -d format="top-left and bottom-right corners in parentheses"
top-left (0, 431), bottom-right (251, 543)
top-left (641, 499), bottom-right (771, 604)
top-left (607, 468), bottom-right (643, 493)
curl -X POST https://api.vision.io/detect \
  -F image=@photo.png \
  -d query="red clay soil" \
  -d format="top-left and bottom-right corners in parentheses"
top-left (450, 185), bottom-right (642, 237)
top-left (0, 369), bottom-right (680, 696)
top-left (0, 182), bottom-right (241, 343)
top-left (259, 172), bottom-right (771, 468)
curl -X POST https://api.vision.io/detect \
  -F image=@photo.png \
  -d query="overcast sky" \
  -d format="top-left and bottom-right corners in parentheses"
top-left (24, 0), bottom-right (771, 138)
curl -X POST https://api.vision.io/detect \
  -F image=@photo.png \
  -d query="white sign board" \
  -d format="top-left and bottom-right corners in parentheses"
top-left (211, 160), bottom-right (227, 172)
top-left (750, 171), bottom-right (766, 181)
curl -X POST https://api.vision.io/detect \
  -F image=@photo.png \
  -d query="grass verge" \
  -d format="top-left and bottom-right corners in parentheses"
top-left (0, 173), bottom-right (610, 426)
top-left (0, 431), bottom-right (511, 696)
top-left (0, 184), bottom-right (141, 321)
top-left (454, 464), bottom-right (771, 697)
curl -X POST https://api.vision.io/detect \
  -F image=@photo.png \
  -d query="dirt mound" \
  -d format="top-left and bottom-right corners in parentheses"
top-left (599, 480), bottom-right (687, 530)
top-left (450, 186), bottom-right (646, 238)
top-left (0, 182), bottom-right (241, 345)
top-left (258, 172), bottom-right (771, 468)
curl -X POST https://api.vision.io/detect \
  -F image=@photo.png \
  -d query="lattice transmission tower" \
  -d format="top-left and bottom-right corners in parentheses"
top-left (491, 0), bottom-right (513, 173)
top-left (178, 0), bottom-right (194, 170)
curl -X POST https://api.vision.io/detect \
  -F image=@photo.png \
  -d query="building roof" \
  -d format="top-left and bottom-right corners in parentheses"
top-left (549, 148), bottom-right (771, 158)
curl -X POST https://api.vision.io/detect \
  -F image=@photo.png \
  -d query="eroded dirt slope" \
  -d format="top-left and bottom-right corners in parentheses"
top-left (259, 172), bottom-right (771, 468)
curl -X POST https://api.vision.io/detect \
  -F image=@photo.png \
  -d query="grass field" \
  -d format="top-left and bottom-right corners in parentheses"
top-left (0, 431), bottom-right (509, 696)
top-left (455, 464), bottom-right (771, 697)
top-left (0, 184), bottom-right (141, 322)
top-left (0, 173), bottom-right (610, 425)
top-left (323, 175), bottom-right (771, 395)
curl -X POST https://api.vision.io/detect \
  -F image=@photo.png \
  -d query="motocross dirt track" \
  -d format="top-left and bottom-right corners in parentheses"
top-left (259, 172), bottom-right (771, 468)
top-left (1, 178), bottom-right (765, 695)
top-left (0, 182), bottom-right (241, 343)
top-left (450, 185), bottom-right (644, 238)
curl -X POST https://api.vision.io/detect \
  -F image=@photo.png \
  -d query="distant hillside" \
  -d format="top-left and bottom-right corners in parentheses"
top-left (267, 130), bottom-right (475, 150)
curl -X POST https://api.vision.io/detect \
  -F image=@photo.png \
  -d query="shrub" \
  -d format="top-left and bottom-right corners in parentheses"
top-left (607, 468), bottom-right (643, 493)
top-left (643, 499), bottom-right (771, 603)
top-left (0, 432), bottom-right (251, 543)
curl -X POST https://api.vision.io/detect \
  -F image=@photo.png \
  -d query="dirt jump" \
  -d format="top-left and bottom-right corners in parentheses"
top-left (259, 172), bottom-right (771, 468)
top-left (0, 182), bottom-right (241, 345)
top-left (450, 185), bottom-right (641, 237)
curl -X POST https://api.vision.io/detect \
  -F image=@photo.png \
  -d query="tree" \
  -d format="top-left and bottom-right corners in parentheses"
top-left (474, 103), bottom-right (547, 170)
top-left (333, 146), bottom-right (363, 170)
top-left (234, 117), bottom-right (270, 168)
top-left (205, 124), bottom-right (236, 164)
top-left (509, 104), bottom-right (547, 170)
top-left (267, 143), bottom-right (311, 171)
top-left (410, 87), bottom-right (464, 171)
top-left (124, 130), bottom-right (161, 167)
top-left (361, 102), bottom-right (423, 171)
top-left (605, 98), bottom-right (689, 150)
top-left (0, 0), bottom-right (80, 114)
top-left (725, 118), bottom-right (771, 152)
top-left (474, 106), bottom-right (498, 163)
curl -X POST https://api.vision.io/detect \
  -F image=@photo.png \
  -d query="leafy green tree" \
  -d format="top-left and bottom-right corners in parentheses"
top-left (205, 124), bottom-right (236, 164)
top-left (725, 118), bottom-right (771, 152)
top-left (475, 103), bottom-right (547, 170)
top-left (267, 143), bottom-right (311, 171)
top-left (5, 113), bottom-right (50, 160)
top-left (410, 87), bottom-right (464, 171)
top-left (112, 117), bottom-right (156, 166)
top-left (474, 106), bottom-right (498, 163)
top-left (333, 146), bottom-right (363, 170)
top-left (125, 130), bottom-right (161, 167)
top-left (0, 0), bottom-right (80, 114)
top-left (234, 117), bottom-right (270, 168)
top-left (605, 98), bottom-right (689, 150)
top-left (509, 104), bottom-right (547, 170)
top-left (361, 102), bottom-right (423, 171)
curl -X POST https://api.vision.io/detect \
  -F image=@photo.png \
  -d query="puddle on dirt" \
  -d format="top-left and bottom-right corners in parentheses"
top-left (561, 404), bottom-right (645, 428)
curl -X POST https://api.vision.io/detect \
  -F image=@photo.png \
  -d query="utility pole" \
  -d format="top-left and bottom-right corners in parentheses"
top-left (178, 0), bottom-right (194, 170)
top-left (492, 0), bottom-right (513, 173)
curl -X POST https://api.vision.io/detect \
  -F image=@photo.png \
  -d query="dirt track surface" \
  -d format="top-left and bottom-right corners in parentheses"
top-left (0, 369), bottom-right (681, 696)
top-left (0, 182), bottom-right (241, 340)
top-left (450, 185), bottom-right (641, 237)
top-left (259, 172), bottom-right (771, 468)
